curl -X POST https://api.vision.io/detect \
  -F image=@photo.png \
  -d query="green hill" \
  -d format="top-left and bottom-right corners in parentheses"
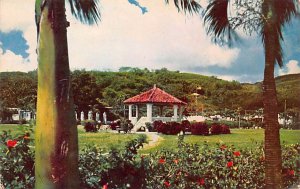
top-left (0, 70), bottom-right (299, 115)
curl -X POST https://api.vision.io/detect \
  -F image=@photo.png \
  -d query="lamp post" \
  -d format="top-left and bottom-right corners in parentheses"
top-left (191, 92), bottom-right (199, 115)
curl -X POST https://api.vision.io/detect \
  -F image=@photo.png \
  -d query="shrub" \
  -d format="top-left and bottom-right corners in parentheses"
top-left (84, 120), bottom-right (99, 132)
top-left (153, 120), bottom-right (163, 132)
top-left (119, 118), bottom-right (133, 133)
top-left (1, 128), bottom-right (299, 189)
top-left (221, 124), bottom-right (231, 134)
top-left (145, 122), bottom-right (153, 132)
top-left (79, 135), bottom-right (147, 189)
top-left (190, 122), bottom-right (209, 135)
top-left (0, 128), bottom-right (35, 189)
top-left (181, 120), bottom-right (191, 133)
top-left (156, 122), bottom-right (182, 135)
top-left (110, 121), bottom-right (119, 130)
top-left (210, 123), bottom-right (222, 135)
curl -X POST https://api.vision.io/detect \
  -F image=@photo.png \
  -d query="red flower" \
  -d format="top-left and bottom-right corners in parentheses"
top-left (164, 181), bottom-right (171, 187)
top-left (227, 161), bottom-right (233, 168)
top-left (102, 183), bottom-right (108, 189)
top-left (7, 140), bottom-right (17, 148)
top-left (220, 144), bottom-right (227, 150)
top-left (288, 170), bottom-right (295, 176)
top-left (158, 158), bottom-right (166, 164)
top-left (198, 178), bottom-right (205, 185)
top-left (233, 151), bottom-right (241, 157)
top-left (173, 159), bottom-right (179, 164)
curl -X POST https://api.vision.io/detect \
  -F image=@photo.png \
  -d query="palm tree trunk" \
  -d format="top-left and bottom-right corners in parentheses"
top-left (35, 0), bottom-right (79, 188)
top-left (263, 17), bottom-right (282, 189)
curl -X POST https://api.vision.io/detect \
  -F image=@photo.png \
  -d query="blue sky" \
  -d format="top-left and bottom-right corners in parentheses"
top-left (0, 0), bottom-right (299, 83)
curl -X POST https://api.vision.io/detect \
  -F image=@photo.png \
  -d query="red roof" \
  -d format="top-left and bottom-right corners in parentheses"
top-left (124, 86), bottom-right (187, 105)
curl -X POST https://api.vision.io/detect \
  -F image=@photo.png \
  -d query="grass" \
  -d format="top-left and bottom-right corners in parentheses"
top-left (1, 124), bottom-right (299, 153)
top-left (141, 129), bottom-right (300, 153)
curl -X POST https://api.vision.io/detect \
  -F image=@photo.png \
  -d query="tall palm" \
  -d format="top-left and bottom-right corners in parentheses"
top-left (34, 0), bottom-right (100, 188)
top-left (203, 0), bottom-right (299, 188)
top-left (34, 0), bottom-right (200, 188)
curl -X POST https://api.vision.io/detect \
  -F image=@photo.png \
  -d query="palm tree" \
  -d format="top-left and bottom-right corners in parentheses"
top-left (203, 0), bottom-right (299, 188)
top-left (34, 0), bottom-right (201, 188)
top-left (34, 0), bottom-right (100, 188)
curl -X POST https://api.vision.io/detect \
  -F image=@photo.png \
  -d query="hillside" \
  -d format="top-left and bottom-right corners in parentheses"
top-left (0, 70), bottom-right (299, 115)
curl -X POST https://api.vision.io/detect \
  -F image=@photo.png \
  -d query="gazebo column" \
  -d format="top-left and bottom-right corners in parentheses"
top-left (128, 104), bottom-right (133, 121)
top-left (146, 103), bottom-right (153, 122)
top-left (135, 105), bottom-right (139, 119)
top-left (173, 105), bottom-right (178, 121)
top-left (179, 106), bottom-right (184, 120)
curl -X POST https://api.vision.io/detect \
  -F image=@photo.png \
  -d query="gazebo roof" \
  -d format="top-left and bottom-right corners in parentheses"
top-left (124, 85), bottom-right (187, 105)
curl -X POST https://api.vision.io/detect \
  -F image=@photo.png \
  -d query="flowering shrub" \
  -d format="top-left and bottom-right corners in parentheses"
top-left (0, 127), bottom-right (299, 189)
top-left (221, 124), bottom-right (231, 134)
top-left (190, 122), bottom-right (209, 135)
top-left (210, 123), bottom-right (223, 134)
top-left (153, 120), bottom-right (163, 132)
top-left (156, 122), bottom-right (183, 135)
top-left (0, 127), bottom-right (35, 189)
top-left (78, 135), bottom-right (147, 189)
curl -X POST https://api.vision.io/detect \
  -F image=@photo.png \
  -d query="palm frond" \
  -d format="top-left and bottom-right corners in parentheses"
top-left (165, 0), bottom-right (202, 15)
top-left (204, 0), bottom-right (238, 46)
top-left (261, 0), bottom-right (297, 67)
top-left (68, 0), bottom-right (101, 25)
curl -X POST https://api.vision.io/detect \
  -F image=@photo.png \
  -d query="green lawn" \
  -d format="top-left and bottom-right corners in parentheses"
top-left (141, 129), bottom-right (300, 153)
top-left (1, 124), bottom-right (299, 153)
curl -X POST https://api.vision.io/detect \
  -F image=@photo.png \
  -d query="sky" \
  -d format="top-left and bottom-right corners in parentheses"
top-left (0, 0), bottom-right (299, 83)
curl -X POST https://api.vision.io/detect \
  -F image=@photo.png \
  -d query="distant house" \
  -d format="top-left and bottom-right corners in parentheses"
top-left (8, 108), bottom-right (35, 122)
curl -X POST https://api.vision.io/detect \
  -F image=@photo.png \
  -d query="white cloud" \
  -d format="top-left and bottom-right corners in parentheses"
top-left (0, 0), bottom-right (37, 71)
top-left (67, 0), bottom-right (240, 71)
top-left (279, 60), bottom-right (300, 76)
top-left (0, 48), bottom-right (36, 72)
top-left (0, 0), bottom-right (239, 74)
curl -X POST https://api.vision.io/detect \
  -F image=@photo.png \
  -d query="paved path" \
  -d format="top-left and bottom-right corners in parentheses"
top-left (138, 132), bottom-right (163, 150)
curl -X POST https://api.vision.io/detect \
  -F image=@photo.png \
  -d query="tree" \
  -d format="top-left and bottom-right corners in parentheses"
top-left (34, 0), bottom-right (100, 188)
top-left (71, 70), bottom-right (101, 119)
top-left (203, 0), bottom-right (299, 188)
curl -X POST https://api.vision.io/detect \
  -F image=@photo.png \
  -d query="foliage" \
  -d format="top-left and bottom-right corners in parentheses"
top-left (119, 118), bottom-right (134, 133)
top-left (1, 71), bottom-right (299, 119)
top-left (83, 120), bottom-right (100, 132)
top-left (190, 122), bottom-right (209, 135)
top-left (78, 135), bottom-right (147, 189)
top-left (0, 128), bottom-right (299, 189)
top-left (0, 127), bottom-right (35, 189)
top-left (181, 120), bottom-right (191, 133)
top-left (156, 122), bottom-right (183, 135)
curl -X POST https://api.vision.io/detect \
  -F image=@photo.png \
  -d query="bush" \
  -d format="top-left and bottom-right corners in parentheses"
top-left (79, 135), bottom-right (147, 189)
top-left (181, 120), bottom-right (191, 133)
top-left (109, 119), bottom-right (121, 130)
top-left (0, 128), bottom-right (35, 189)
top-left (210, 123), bottom-right (222, 135)
top-left (1, 128), bottom-right (299, 189)
top-left (221, 124), bottom-right (231, 134)
top-left (145, 122), bottom-right (153, 132)
top-left (156, 122), bottom-right (183, 135)
top-left (84, 120), bottom-right (100, 132)
top-left (119, 118), bottom-right (133, 133)
top-left (190, 122), bottom-right (209, 135)
top-left (153, 120), bottom-right (163, 132)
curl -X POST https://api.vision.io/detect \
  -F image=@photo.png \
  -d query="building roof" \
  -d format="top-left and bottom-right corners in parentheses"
top-left (124, 85), bottom-right (187, 105)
